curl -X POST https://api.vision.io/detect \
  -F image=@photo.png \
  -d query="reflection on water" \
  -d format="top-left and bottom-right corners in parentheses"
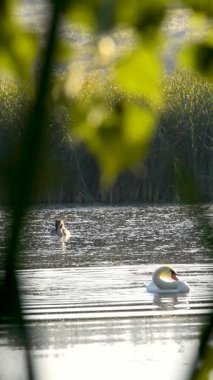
top-left (0, 205), bottom-right (212, 380)
top-left (0, 313), bottom-right (207, 380)
top-left (1, 314), bottom-right (209, 349)
top-left (153, 294), bottom-right (179, 308)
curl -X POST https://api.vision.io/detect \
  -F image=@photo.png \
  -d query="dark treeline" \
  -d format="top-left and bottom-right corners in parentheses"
top-left (0, 70), bottom-right (212, 205)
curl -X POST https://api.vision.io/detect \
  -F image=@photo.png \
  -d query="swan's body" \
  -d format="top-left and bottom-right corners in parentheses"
top-left (51, 219), bottom-right (71, 241)
top-left (146, 266), bottom-right (190, 294)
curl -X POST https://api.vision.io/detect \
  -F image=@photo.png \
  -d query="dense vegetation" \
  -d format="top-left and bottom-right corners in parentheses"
top-left (0, 70), bottom-right (212, 204)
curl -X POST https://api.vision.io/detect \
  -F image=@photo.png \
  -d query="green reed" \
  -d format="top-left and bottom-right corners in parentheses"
top-left (1, 70), bottom-right (211, 204)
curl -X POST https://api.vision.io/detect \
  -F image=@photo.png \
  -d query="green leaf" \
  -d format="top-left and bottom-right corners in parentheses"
top-left (0, 18), bottom-right (38, 79)
top-left (53, 39), bottom-right (72, 64)
top-left (72, 101), bottom-right (156, 185)
top-left (179, 35), bottom-right (213, 82)
top-left (116, 0), bottom-right (167, 34)
top-left (192, 346), bottom-right (213, 380)
top-left (115, 44), bottom-right (163, 104)
top-left (65, 4), bottom-right (95, 28)
top-left (182, 0), bottom-right (213, 18)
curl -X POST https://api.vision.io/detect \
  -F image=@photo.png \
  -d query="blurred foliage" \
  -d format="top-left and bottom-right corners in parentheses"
top-left (193, 346), bottom-right (213, 380)
top-left (190, 313), bottom-right (213, 380)
top-left (181, 0), bottom-right (213, 18)
top-left (72, 100), bottom-right (156, 185)
top-left (115, 43), bottom-right (163, 104)
top-left (179, 33), bottom-right (213, 82)
top-left (0, 0), bottom-right (212, 380)
top-left (0, 0), bottom-right (37, 79)
top-left (0, 0), bottom-right (212, 185)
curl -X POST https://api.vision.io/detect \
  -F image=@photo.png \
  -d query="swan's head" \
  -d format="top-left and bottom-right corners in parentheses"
top-left (55, 219), bottom-right (64, 231)
top-left (170, 268), bottom-right (178, 281)
top-left (153, 266), bottom-right (179, 282)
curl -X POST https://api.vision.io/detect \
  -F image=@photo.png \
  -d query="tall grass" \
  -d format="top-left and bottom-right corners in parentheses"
top-left (0, 70), bottom-right (212, 204)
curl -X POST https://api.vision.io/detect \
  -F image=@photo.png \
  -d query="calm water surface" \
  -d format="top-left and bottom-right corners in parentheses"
top-left (0, 205), bottom-right (212, 380)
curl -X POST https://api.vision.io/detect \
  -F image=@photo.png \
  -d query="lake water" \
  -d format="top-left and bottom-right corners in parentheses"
top-left (0, 205), bottom-right (213, 380)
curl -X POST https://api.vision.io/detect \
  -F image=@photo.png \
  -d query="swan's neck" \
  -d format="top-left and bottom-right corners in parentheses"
top-left (153, 268), bottom-right (178, 290)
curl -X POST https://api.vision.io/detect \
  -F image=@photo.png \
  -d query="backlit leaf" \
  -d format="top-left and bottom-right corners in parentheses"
top-left (179, 35), bottom-right (213, 82)
top-left (72, 101), bottom-right (156, 185)
top-left (0, 18), bottom-right (37, 79)
top-left (115, 0), bottom-right (167, 34)
top-left (182, 0), bottom-right (213, 18)
top-left (192, 346), bottom-right (213, 380)
top-left (53, 39), bottom-right (72, 64)
top-left (115, 44), bottom-right (163, 104)
top-left (65, 4), bottom-right (95, 29)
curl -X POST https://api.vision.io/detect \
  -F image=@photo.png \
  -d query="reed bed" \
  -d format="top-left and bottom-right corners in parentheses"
top-left (0, 70), bottom-right (212, 204)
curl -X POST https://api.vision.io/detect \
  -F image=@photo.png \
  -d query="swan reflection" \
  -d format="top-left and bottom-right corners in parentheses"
top-left (153, 293), bottom-right (190, 309)
top-left (153, 294), bottom-right (179, 308)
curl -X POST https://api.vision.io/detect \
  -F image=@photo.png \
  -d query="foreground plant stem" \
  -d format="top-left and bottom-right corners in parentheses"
top-left (0, 3), bottom-right (61, 380)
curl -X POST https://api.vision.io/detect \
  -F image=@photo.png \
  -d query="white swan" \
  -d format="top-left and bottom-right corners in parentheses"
top-left (146, 266), bottom-right (190, 294)
top-left (51, 219), bottom-right (71, 241)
